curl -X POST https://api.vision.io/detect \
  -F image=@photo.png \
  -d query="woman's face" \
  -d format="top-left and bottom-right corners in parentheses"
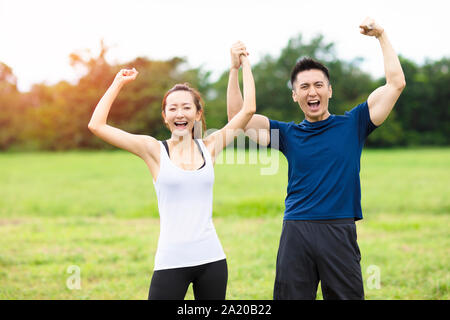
top-left (163, 90), bottom-right (202, 137)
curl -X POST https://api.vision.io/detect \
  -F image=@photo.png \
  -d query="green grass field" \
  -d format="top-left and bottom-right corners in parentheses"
top-left (0, 148), bottom-right (449, 299)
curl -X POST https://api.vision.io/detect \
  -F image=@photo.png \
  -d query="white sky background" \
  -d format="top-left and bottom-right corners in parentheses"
top-left (0, 0), bottom-right (449, 92)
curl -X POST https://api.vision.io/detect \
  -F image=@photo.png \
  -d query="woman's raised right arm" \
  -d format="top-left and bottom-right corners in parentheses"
top-left (88, 68), bottom-right (159, 163)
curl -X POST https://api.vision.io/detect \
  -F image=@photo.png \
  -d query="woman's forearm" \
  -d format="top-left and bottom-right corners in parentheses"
top-left (227, 67), bottom-right (243, 121)
top-left (88, 80), bottom-right (123, 130)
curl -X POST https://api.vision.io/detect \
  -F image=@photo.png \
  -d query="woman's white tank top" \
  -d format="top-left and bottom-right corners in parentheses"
top-left (152, 139), bottom-right (226, 270)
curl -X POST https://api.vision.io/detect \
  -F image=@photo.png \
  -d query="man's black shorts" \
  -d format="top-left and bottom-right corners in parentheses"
top-left (273, 218), bottom-right (364, 300)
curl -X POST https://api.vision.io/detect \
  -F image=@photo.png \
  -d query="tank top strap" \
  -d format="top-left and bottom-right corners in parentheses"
top-left (161, 140), bottom-right (170, 157)
top-left (193, 139), bottom-right (206, 164)
top-left (158, 140), bottom-right (170, 164)
top-left (195, 139), bottom-right (212, 167)
top-left (158, 139), bottom-right (209, 170)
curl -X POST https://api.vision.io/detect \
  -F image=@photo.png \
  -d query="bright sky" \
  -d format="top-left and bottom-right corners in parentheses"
top-left (0, 0), bottom-right (448, 92)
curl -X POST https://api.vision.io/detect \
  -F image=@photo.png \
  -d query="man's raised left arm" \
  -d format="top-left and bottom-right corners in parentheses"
top-left (360, 17), bottom-right (406, 126)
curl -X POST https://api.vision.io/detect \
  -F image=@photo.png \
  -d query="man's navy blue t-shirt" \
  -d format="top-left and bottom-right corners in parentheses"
top-left (268, 101), bottom-right (377, 221)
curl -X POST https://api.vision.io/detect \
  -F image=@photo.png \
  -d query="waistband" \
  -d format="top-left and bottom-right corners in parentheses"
top-left (296, 218), bottom-right (355, 225)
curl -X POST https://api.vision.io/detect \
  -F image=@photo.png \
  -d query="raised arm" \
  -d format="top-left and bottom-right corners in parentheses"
top-left (227, 42), bottom-right (244, 121)
top-left (226, 41), bottom-right (270, 146)
top-left (360, 17), bottom-right (406, 126)
top-left (88, 68), bottom-right (159, 166)
top-left (205, 54), bottom-right (257, 160)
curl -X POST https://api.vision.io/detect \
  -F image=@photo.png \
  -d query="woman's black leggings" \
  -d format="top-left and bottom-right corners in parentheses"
top-left (148, 259), bottom-right (227, 300)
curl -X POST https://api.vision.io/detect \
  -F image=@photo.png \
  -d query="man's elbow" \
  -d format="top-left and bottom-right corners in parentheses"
top-left (397, 78), bottom-right (406, 90)
top-left (243, 102), bottom-right (256, 117)
top-left (394, 76), bottom-right (406, 91)
top-left (247, 105), bottom-right (257, 117)
top-left (387, 78), bottom-right (406, 92)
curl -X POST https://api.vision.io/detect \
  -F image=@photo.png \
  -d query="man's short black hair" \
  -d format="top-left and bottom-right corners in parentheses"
top-left (290, 57), bottom-right (330, 88)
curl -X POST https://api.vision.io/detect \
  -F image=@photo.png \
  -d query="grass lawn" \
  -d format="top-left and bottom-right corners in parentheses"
top-left (0, 148), bottom-right (448, 299)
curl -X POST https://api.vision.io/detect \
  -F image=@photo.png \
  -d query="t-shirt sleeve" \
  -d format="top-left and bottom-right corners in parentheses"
top-left (267, 119), bottom-right (288, 154)
top-left (346, 101), bottom-right (378, 143)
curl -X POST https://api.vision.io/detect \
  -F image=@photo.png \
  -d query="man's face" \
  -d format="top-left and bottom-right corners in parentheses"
top-left (292, 69), bottom-right (332, 122)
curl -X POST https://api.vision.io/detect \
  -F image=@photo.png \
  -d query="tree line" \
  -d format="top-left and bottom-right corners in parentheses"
top-left (0, 34), bottom-right (448, 151)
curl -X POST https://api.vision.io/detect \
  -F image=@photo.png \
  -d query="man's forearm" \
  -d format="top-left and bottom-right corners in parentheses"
top-left (227, 67), bottom-right (244, 121)
top-left (378, 32), bottom-right (406, 89)
top-left (242, 59), bottom-right (256, 115)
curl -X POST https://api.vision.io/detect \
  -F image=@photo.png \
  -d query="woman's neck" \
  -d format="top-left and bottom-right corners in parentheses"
top-left (168, 134), bottom-right (194, 148)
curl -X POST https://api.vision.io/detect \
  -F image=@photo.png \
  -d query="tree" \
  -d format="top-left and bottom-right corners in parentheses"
top-left (223, 34), bottom-right (375, 123)
top-left (0, 63), bottom-right (22, 150)
top-left (376, 56), bottom-right (450, 146)
top-left (0, 37), bottom-right (448, 151)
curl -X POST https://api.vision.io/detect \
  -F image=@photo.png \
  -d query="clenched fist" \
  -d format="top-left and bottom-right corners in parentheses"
top-left (114, 68), bottom-right (139, 85)
top-left (359, 17), bottom-right (384, 38)
top-left (230, 41), bottom-right (249, 70)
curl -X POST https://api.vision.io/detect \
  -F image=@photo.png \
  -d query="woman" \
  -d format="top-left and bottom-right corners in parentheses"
top-left (88, 49), bottom-right (254, 300)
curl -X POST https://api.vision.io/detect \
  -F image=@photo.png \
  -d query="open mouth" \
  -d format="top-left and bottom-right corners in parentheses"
top-left (307, 100), bottom-right (320, 111)
top-left (174, 121), bottom-right (188, 129)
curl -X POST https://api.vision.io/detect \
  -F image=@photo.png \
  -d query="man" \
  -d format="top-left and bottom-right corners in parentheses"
top-left (227, 17), bottom-right (405, 299)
